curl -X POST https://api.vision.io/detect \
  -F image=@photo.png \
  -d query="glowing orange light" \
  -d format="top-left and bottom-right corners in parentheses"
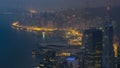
top-left (113, 43), bottom-right (118, 58)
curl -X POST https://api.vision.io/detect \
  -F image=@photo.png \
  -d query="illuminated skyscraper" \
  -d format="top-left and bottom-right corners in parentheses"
top-left (82, 29), bottom-right (103, 68)
top-left (102, 1), bottom-right (115, 68)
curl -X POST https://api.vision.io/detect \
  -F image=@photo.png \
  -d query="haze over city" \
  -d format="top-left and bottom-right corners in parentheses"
top-left (0, 0), bottom-right (120, 68)
top-left (0, 0), bottom-right (120, 10)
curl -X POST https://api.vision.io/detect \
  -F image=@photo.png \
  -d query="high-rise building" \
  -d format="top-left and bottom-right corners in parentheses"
top-left (117, 45), bottom-right (120, 68)
top-left (102, 2), bottom-right (115, 68)
top-left (82, 29), bottom-right (103, 68)
top-left (116, 36), bottom-right (120, 68)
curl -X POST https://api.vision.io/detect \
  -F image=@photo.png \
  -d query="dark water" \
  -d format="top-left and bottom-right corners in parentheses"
top-left (0, 14), bottom-right (36, 68)
top-left (0, 13), bottom-right (68, 68)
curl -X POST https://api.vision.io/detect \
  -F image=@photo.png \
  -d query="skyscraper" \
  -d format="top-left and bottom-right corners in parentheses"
top-left (117, 46), bottom-right (120, 68)
top-left (102, 1), bottom-right (115, 68)
top-left (82, 29), bottom-right (103, 68)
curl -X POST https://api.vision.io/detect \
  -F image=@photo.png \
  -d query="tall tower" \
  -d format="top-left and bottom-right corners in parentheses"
top-left (102, 0), bottom-right (115, 68)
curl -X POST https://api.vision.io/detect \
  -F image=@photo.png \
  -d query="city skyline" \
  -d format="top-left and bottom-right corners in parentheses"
top-left (0, 0), bottom-right (120, 68)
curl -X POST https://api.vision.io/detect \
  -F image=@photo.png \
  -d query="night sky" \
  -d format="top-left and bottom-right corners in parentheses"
top-left (0, 0), bottom-right (120, 10)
